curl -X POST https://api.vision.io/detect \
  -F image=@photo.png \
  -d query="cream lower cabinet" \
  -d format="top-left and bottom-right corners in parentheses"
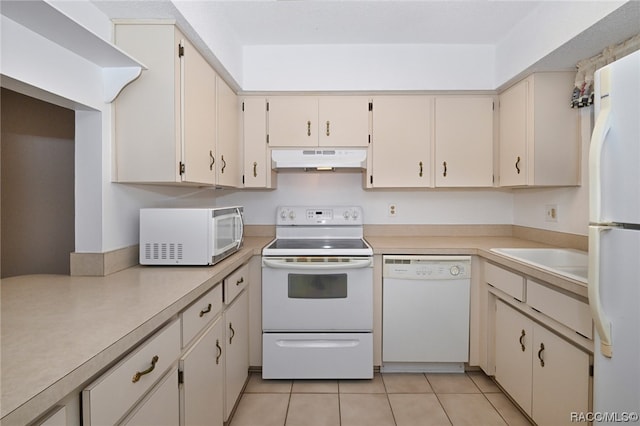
top-left (82, 267), bottom-right (250, 426)
top-left (121, 368), bottom-right (180, 426)
top-left (368, 96), bottom-right (433, 187)
top-left (180, 318), bottom-right (224, 426)
top-left (495, 300), bottom-right (590, 425)
top-left (224, 289), bottom-right (249, 421)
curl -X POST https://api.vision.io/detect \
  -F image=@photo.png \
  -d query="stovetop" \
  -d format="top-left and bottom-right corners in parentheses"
top-left (265, 238), bottom-right (370, 251)
top-left (263, 206), bottom-right (373, 257)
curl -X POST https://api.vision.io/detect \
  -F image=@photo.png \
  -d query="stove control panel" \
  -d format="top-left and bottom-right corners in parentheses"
top-left (276, 206), bottom-right (364, 225)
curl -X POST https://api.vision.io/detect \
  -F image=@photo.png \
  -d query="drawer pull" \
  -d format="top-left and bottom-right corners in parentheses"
top-left (515, 156), bottom-right (521, 174)
top-left (216, 339), bottom-right (222, 365)
top-left (132, 355), bottom-right (159, 383)
top-left (236, 277), bottom-right (244, 286)
top-left (538, 343), bottom-right (545, 367)
top-left (229, 323), bottom-right (235, 344)
top-left (199, 303), bottom-right (212, 317)
top-left (519, 329), bottom-right (526, 352)
top-left (419, 161), bottom-right (423, 177)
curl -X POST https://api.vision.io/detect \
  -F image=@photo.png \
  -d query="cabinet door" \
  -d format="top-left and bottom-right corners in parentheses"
top-left (268, 97), bottom-right (318, 147)
top-left (370, 96), bottom-right (433, 187)
top-left (120, 369), bottom-right (179, 426)
top-left (532, 324), bottom-right (590, 426)
top-left (499, 79), bottom-right (528, 186)
top-left (242, 97), bottom-right (270, 188)
top-left (217, 76), bottom-right (241, 187)
top-left (180, 318), bottom-right (224, 426)
top-left (181, 34), bottom-right (217, 185)
top-left (494, 301), bottom-right (533, 415)
top-left (318, 97), bottom-right (370, 147)
top-left (114, 24), bottom-right (180, 183)
top-left (224, 290), bottom-right (249, 421)
top-left (435, 97), bottom-right (494, 187)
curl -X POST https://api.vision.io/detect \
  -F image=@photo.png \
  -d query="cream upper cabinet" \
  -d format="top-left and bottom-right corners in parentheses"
top-left (267, 97), bottom-right (318, 147)
top-left (216, 76), bottom-right (241, 187)
top-left (114, 22), bottom-right (217, 186)
top-left (242, 97), bottom-right (276, 188)
top-left (498, 72), bottom-right (580, 187)
top-left (318, 97), bottom-right (370, 147)
top-left (267, 96), bottom-right (370, 147)
top-left (495, 300), bottom-right (590, 425)
top-left (434, 97), bottom-right (494, 187)
top-left (368, 96), bottom-right (433, 188)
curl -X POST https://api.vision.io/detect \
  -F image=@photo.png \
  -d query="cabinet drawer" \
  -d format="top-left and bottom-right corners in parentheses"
top-left (82, 319), bottom-right (180, 426)
top-left (526, 280), bottom-right (592, 338)
top-left (182, 282), bottom-right (223, 347)
top-left (224, 263), bottom-right (249, 304)
top-left (485, 263), bottom-right (525, 301)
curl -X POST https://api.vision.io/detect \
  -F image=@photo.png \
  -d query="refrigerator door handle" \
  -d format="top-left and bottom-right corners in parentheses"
top-left (588, 226), bottom-right (613, 357)
top-left (588, 68), bottom-right (612, 224)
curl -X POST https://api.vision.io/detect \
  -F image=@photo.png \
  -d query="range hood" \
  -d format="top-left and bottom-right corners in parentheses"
top-left (271, 149), bottom-right (367, 171)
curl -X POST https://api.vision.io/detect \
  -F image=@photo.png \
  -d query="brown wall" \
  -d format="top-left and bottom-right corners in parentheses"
top-left (1, 88), bottom-right (75, 277)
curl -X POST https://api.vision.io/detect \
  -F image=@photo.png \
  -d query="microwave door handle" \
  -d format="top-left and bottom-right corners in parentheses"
top-left (236, 207), bottom-right (244, 247)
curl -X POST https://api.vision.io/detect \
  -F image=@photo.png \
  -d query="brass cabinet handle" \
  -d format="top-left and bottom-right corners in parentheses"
top-left (209, 150), bottom-right (214, 171)
top-left (307, 120), bottom-right (311, 137)
top-left (199, 303), bottom-right (212, 317)
top-left (221, 155), bottom-right (226, 173)
top-left (215, 339), bottom-right (222, 365)
top-left (519, 329), bottom-right (526, 352)
top-left (538, 343), bottom-right (545, 367)
top-left (229, 323), bottom-right (235, 344)
top-left (132, 355), bottom-right (159, 383)
top-left (443, 161), bottom-right (447, 177)
top-left (326, 121), bottom-right (330, 136)
top-left (236, 277), bottom-right (244, 286)
top-left (515, 156), bottom-right (521, 174)
top-left (253, 162), bottom-right (257, 178)
top-left (419, 161), bottom-right (423, 177)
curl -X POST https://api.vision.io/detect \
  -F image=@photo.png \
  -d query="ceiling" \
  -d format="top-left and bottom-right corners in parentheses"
top-left (91, 0), bottom-right (640, 90)
top-left (93, 1), bottom-right (544, 46)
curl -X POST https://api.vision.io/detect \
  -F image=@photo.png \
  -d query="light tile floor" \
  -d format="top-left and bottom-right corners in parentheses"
top-left (229, 371), bottom-right (533, 426)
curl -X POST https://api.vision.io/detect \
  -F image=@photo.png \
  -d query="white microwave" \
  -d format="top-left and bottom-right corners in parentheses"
top-left (139, 207), bottom-right (244, 265)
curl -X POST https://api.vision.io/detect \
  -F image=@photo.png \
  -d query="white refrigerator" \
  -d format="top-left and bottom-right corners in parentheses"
top-left (589, 49), bottom-right (640, 423)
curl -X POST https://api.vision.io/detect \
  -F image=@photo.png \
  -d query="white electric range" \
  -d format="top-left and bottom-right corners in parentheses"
top-left (261, 206), bottom-right (374, 379)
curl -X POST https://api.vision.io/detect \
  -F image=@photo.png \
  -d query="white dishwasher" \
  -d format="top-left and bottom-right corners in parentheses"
top-left (382, 255), bottom-right (471, 373)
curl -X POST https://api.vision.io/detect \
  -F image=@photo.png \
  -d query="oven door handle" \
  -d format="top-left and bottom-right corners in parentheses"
top-left (262, 258), bottom-right (373, 270)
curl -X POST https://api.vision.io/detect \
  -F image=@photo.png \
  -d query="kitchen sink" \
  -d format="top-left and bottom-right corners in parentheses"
top-left (490, 248), bottom-right (588, 283)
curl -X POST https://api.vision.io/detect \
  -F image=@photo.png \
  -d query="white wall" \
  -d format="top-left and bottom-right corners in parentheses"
top-left (495, 1), bottom-right (627, 87)
top-left (166, 173), bottom-right (514, 226)
top-left (242, 44), bottom-right (496, 91)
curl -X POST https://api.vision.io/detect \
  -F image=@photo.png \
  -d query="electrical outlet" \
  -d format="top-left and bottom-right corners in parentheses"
top-left (545, 204), bottom-right (558, 222)
top-left (388, 204), bottom-right (397, 217)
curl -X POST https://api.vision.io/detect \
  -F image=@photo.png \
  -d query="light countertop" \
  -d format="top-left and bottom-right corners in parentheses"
top-left (1, 234), bottom-right (586, 425)
top-left (0, 237), bottom-right (270, 425)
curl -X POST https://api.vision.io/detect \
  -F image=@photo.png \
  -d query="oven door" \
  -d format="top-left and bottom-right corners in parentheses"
top-left (262, 256), bottom-right (373, 331)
